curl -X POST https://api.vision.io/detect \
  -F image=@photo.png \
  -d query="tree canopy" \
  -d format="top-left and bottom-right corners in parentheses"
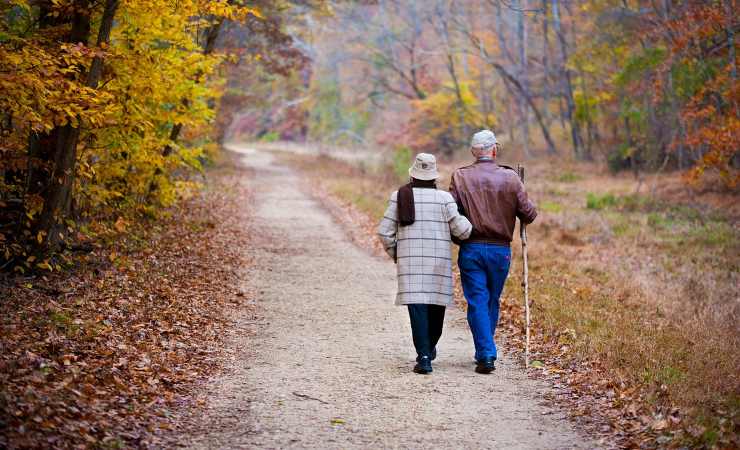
top-left (0, 0), bottom-right (274, 271)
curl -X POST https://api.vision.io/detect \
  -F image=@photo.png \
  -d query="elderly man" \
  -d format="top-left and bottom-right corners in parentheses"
top-left (450, 130), bottom-right (538, 374)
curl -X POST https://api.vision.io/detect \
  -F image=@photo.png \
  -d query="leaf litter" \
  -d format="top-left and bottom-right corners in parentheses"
top-left (0, 157), bottom-right (253, 449)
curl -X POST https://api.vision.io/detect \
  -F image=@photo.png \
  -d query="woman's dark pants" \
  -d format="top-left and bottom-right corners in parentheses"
top-left (407, 304), bottom-right (446, 362)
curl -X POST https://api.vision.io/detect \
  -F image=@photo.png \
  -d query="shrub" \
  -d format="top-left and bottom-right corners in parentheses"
top-left (259, 131), bottom-right (280, 142)
top-left (607, 143), bottom-right (634, 173)
top-left (392, 146), bottom-right (413, 182)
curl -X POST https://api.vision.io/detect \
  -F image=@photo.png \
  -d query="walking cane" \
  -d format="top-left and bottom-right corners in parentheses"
top-left (517, 165), bottom-right (531, 368)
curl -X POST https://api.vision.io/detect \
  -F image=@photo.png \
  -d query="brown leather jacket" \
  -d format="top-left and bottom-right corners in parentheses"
top-left (449, 159), bottom-right (537, 246)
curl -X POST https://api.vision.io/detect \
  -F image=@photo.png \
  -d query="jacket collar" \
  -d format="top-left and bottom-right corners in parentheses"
top-left (475, 157), bottom-right (496, 164)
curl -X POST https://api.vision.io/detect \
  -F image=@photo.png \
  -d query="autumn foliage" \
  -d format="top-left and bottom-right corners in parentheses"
top-left (0, 163), bottom-right (252, 447)
top-left (0, 0), bottom-right (260, 271)
top-left (239, 1), bottom-right (737, 188)
top-left (663, 1), bottom-right (740, 187)
top-left (573, 0), bottom-right (739, 186)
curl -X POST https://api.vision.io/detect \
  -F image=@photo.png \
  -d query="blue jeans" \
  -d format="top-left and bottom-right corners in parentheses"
top-left (458, 243), bottom-right (511, 361)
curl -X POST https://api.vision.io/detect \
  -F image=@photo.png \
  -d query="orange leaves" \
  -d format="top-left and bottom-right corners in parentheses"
top-left (0, 167), bottom-right (252, 446)
top-left (679, 66), bottom-right (739, 188)
top-left (663, 1), bottom-right (733, 55)
top-left (0, 40), bottom-right (113, 137)
top-left (113, 217), bottom-right (128, 233)
top-left (603, 0), bottom-right (739, 187)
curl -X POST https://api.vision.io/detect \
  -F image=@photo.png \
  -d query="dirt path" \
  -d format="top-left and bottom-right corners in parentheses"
top-left (182, 145), bottom-right (596, 449)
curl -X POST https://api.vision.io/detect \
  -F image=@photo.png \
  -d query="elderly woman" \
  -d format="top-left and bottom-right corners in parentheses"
top-left (377, 153), bottom-right (472, 374)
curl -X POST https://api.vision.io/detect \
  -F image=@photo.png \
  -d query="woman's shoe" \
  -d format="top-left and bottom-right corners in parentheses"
top-left (413, 356), bottom-right (433, 374)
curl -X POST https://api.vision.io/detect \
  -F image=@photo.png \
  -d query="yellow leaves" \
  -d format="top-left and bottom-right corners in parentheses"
top-left (2, 0), bottom-right (236, 265)
top-left (244, 7), bottom-right (263, 19)
top-left (411, 81), bottom-right (484, 129)
top-left (114, 217), bottom-right (128, 233)
top-left (9, 0), bottom-right (30, 7)
top-left (199, 2), bottom-right (263, 21)
top-left (0, 40), bottom-right (114, 136)
top-left (36, 261), bottom-right (53, 271)
top-left (596, 91), bottom-right (614, 103)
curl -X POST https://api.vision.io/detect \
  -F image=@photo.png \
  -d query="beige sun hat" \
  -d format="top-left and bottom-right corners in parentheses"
top-left (408, 153), bottom-right (439, 180)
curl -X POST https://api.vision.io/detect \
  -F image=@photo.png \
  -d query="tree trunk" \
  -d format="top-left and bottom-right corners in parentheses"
top-left (541, 0), bottom-right (551, 127)
top-left (467, 29), bottom-right (557, 155)
top-left (487, 59), bottom-right (557, 155)
top-left (517, 0), bottom-right (530, 157)
top-left (27, 1), bottom-right (91, 199)
top-left (726, 0), bottom-right (738, 118)
top-left (625, 116), bottom-right (640, 179)
top-left (477, 1), bottom-right (493, 127)
top-left (36, 0), bottom-right (120, 252)
top-left (436, 5), bottom-right (468, 151)
top-left (552, 0), bottom-right (583, 159)
top-left (579, 73), bottom-right (594, 160)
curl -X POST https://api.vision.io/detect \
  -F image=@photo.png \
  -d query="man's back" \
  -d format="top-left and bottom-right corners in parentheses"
top-left (449, 159), bottom-right (537, 245)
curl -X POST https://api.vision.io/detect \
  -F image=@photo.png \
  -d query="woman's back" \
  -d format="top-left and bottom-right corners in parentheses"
top-left (378, 186), bottom-right (471, 306)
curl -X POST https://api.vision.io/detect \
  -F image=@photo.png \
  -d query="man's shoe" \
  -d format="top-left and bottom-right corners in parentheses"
top-left (413, 356), bottom-right (433, 374)
top-left (475, 357), bottom-right (495, 374)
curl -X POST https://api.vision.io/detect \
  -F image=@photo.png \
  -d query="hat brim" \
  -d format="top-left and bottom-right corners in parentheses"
top-left (409, 166), bottom-right (439, 180)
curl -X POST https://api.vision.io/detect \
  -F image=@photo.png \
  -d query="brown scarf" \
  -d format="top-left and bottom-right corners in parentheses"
top-left (398, 178), bottom-right (437, 226)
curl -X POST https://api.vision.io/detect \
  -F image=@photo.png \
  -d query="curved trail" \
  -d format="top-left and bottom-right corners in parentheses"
top-left (183, 145), bottom-right (595, 449)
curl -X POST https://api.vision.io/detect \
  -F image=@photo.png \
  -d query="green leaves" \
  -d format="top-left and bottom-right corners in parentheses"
top-left (613, 47), bottom-right (667, 89)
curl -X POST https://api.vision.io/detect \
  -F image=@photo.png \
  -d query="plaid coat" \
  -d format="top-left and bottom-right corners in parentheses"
top-left (377, 188), bottom-right (472, 306)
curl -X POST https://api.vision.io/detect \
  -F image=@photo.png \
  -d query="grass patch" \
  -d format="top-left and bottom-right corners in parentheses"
top-left (689, 222), bottom-right (737, 247)
top-left (539, 200), bottom-right (564, 213)
top-left (329, 180), bottom-right (387, 219)
top-left (279, 152), bottom-right (397, 222)
top-left (556, 171), bottom-right (582, 183)
top-left (591, 193), bottom-right (738, 256)
top-left (545, 186), bottom-right (568, 197)
top-left (586, 192), bottom-right (618, 210)
top-left (607, 213), bottom-right (635, 237)
top-left (647, 212), bottom-right (672, 229)
top-left (511, 254), bottom-right (737, 405)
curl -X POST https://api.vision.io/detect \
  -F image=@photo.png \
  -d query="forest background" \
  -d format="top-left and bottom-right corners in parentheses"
top-left (0, 0), bottom-right (738, 448)
top-left (2, 0), bottom-right (737, 269)
top-left (230, 0), bottom-right (738, 185)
